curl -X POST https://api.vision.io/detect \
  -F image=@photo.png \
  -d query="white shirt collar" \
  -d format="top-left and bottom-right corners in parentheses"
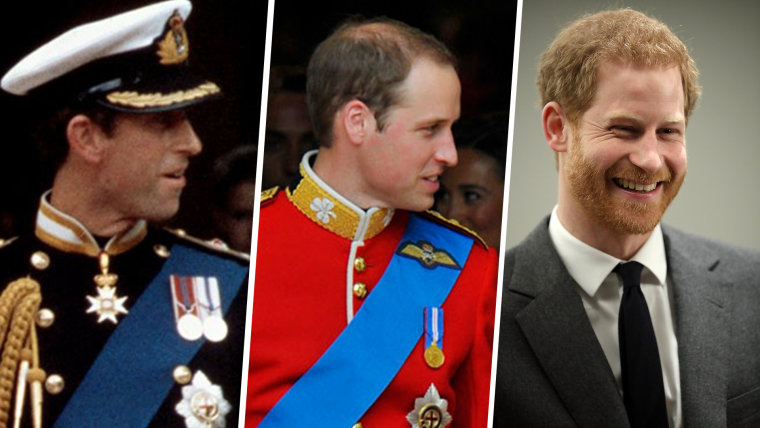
top-left (548, 205), bottom-right (668, 297)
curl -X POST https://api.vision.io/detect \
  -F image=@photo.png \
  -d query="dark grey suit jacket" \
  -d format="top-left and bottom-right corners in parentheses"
top-left (494, 217), bottom-right (760, 427)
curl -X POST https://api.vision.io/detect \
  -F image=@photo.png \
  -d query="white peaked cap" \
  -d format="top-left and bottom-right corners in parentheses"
top-left (2, 1), bottom-right (192, 96)
top-left (0, 0), bottom-right (219, 113)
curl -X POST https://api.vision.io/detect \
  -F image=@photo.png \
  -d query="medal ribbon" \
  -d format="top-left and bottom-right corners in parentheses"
top-left (54, 244), bottom-right (248, 428)
top-left (425, 307), bottom-right (444, 348)
top-left (260, 213), bottom-right (474, 428)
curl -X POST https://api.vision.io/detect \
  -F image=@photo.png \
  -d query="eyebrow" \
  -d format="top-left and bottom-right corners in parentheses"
top-left (604, 113), bottom-right (685, 126)
top-left (457, 183), bottom-right (491, 193)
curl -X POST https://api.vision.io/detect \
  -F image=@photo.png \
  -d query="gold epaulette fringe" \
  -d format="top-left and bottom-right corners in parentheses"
top-left (0, 277), bottom-right (43, 428)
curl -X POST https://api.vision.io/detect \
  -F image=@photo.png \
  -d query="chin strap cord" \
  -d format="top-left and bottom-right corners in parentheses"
top-left (0, 277), bottom-right (43, 428)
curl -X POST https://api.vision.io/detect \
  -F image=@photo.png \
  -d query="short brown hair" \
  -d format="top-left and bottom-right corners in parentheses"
top-left (306, 17), bottom-right (456, 146)
top-left (538, 9), bottom-right (700, 125)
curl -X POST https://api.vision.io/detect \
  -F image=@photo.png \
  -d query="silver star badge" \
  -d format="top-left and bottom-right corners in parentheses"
top-left (406, 383), bottom-right (452, 428)
top-left (86, 285), bottom-right (128, 324)
top-left (175, 370), bottom-right (231, 428)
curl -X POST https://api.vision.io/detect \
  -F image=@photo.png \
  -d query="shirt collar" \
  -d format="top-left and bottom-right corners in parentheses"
top-left (548, 205), bottom-right (668, 297)
top-left (287, 150), bottom-right (394, 241)
top-left (35, 190), bottom-right (148, 257)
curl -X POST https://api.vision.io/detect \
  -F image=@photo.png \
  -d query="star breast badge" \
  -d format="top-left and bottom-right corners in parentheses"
top-left (175, 370), bottom-right (231, 428)
top-left (396, 241), bottom-right (460, 269)
top-left (406, 383), bottom-right (453, 428)
top-left (86, 284), bottom-right (128, 324)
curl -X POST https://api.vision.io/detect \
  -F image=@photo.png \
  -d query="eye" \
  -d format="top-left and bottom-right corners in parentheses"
top-left (658, 127), bottom-right (681, 135)
top-left (154, 111), bottom-right (186, 129)
top-left (610, 125), bottom-right (637, 135)
top-left (419, 122), bottom-right (441, 135)
top-left (657, 127), bottom-right (684, 142)
top-left (463, 190), bottom-right (483, 204)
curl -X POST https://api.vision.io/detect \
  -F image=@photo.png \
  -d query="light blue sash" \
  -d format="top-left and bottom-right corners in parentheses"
top-left (259, 213), bottom-right (474, 427)
top-left (54, 243), bottom-right (247, 428)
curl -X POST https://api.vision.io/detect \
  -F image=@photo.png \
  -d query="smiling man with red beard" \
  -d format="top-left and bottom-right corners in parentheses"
top-left (0, 2), bottom-right (249, 426)
top-left (248, 18), bottom-right (497, 428)
top-left (494, 9), bottom-right (760, 428)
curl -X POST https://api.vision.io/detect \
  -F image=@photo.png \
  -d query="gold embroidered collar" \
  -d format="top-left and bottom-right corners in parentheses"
top-left (288, 151), bottom-right (394, 241)
top-left (35, 191), bottom-right (148, 257)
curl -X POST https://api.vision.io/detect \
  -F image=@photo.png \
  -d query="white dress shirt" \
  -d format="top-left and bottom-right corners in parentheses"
top-left (548, 206), bottom-right (682, 428)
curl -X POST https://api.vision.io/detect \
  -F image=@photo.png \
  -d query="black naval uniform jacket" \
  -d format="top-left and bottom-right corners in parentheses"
top-left (0, 225), bottom-right (248, 427)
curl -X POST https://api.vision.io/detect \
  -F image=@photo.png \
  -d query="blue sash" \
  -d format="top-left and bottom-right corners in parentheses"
top-left (54, 243), bottom-right (248, 428)
top-left (259, 213), bottom-right (474, 427)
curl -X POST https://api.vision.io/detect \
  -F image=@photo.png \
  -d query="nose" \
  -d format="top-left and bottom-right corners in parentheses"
top-left (434, 128), bottom-right (458, 167)
top-left (180, 120), bottom-right (203, 156)
top-left (629, 130), bottom-right (663, 173)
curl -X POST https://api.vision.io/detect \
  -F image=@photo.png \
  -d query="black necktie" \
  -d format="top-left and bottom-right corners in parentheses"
top-left (615, 261), bottom-right (669, 428)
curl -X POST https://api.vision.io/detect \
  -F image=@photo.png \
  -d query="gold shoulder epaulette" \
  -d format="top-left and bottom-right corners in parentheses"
top-left (164, 228), bottom-right (250, 263)
top-left (260, 186), bottom-right (280, 205)
top-left (421, 210), bottom-right (488, 249)
top-left (0, 237), bottom-right (18, 250)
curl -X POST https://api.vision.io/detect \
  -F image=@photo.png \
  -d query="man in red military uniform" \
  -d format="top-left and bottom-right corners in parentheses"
top-left (247, 18), bottom-right (498, 428)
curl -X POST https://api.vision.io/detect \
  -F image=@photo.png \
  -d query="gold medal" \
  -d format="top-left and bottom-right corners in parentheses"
top-left (424, 341), bottom-right (445, 369)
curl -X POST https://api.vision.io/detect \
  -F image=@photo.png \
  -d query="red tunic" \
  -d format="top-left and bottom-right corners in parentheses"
top-left (247, 164), bottom-right (497, 427)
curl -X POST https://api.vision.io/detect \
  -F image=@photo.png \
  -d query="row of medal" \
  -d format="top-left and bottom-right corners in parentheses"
top-left (170, 275), bottom-right (229, 342)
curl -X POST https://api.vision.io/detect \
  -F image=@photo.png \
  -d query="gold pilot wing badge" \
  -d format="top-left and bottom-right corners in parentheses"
top-left (396, 241), bottom-right (461, 269)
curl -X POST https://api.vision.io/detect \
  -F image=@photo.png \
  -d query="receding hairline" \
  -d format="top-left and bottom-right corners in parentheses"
top-left (336, 20), bottom-right (456, 67)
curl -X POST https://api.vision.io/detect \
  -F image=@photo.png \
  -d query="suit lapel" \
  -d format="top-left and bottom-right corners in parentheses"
top-left (664, 227), bottom-right (730, 427)
top-left (510, 220), bottom-right (629, 427)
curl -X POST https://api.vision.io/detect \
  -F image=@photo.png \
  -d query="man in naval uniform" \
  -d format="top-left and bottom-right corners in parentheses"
top-left (0, 1), bottom-right (249, 427)
top-left (247, 18), bottom-right (498, 428)
top-left (493, 9), bottom-right (760, 428)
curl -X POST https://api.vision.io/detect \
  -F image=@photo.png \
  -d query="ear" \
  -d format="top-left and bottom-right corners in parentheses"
top-left (340, 99), bottom-right (375, 146)
top-left (542, 101), bottom-right (570, 154)
top-left (66, 114), bottom-right (108, 163)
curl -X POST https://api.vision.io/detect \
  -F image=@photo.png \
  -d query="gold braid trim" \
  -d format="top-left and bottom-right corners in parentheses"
top-left (106, 82), bottom-right (221, 109)
top-left (0, 278), bottom-right (41, 427)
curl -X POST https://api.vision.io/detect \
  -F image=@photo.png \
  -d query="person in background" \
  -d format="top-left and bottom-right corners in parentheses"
top-left (435, 112), bottom-right (507, 249)
top-left (262, 67), bottom-right (315, 190)
top-left (212, 144), bottom-right (257, 253)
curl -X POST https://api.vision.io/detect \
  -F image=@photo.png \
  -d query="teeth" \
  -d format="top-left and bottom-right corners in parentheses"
top-left (615, 178), bottom-right (656, 192)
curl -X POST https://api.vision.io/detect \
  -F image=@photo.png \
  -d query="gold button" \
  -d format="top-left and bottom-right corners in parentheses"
top-left (354, 257), bottom-right (366, 272)
top-left (175, 228), bottom-right (187, 237)
top-left (173, 365), bottom-right (193, 384)
top-left (35, 308), bottom-right (55, 328)
top-left (153, 244), bottom-right (170, 258)
top-left (45, 374), bottom-right (64, 395)
top-left (353, 282), bottom-right (367, 299)
top-left (30, 251), bottom-right (50, 270)
top-left (352, 424), bottom-right (363, 428)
